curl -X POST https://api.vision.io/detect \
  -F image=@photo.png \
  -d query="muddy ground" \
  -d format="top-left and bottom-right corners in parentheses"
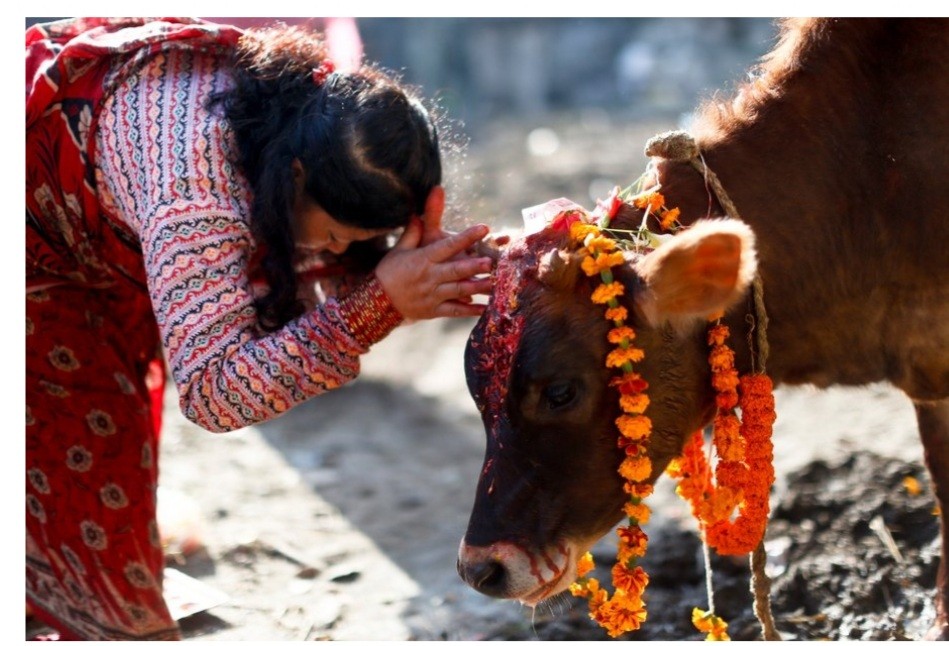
top-left (28, 115), bottom-right (941, 641)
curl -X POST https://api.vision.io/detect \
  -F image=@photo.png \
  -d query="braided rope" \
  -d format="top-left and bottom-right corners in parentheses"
top-left (645, 130), bottom-right (780, 641)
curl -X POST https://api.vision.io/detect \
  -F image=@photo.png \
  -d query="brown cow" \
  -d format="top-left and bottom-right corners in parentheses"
top-left (458, 18), bottom-right (949, 639)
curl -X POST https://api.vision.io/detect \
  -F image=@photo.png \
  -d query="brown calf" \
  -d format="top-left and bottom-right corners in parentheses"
top-left (459, 18), bottom-right (949, 638)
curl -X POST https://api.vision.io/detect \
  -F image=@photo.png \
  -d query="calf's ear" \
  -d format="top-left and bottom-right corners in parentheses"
top-left (538, 248), bottom-right (580, 292)
top-left (634, 219), bottom-right (757, 326)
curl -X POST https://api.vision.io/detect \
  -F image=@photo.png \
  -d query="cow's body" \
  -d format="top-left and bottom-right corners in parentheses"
top-left (459, 18), bottom-right (949, 639)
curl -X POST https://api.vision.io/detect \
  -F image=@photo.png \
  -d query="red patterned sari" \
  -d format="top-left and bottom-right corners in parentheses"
top-left (26, 18), bottom-right (241, 640)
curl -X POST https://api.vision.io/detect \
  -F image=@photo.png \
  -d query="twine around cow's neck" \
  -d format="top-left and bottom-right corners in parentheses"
top-left (644, 130), bottom-right (771, 374)
top-left (644, 130), bottom-right (781, 642)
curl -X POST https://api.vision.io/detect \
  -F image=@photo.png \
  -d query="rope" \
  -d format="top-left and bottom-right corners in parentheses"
top-left (646, 130), bottom-right (779, 640)
top-left (752, 541), bottom-right (782, 641)
top-left (703, 535), bottom-right (716, 616)
top-left (645, 130), bottom-right (771, 372)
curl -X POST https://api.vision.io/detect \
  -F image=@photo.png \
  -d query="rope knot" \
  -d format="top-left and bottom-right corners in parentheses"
top-left (644, 130), bottom-right (699, 162)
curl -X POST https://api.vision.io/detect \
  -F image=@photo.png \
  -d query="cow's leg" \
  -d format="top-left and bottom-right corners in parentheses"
top-left (915, 399), bottom-right (949, 640)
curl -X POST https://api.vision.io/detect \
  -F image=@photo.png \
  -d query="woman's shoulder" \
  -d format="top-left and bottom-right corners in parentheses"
top-left (96, 44), bottom-right (252, 235)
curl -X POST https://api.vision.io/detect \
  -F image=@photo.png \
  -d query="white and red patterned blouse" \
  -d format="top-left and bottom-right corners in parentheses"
top-left (94, 47), bottom-right (402, 432)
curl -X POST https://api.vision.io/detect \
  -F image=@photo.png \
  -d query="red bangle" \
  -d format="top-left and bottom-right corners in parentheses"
top-left (337, 274), bottom-right (404, 347)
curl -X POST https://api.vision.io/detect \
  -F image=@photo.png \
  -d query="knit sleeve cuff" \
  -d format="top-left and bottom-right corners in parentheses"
top-left (336, 273), bottom-right (404, 347)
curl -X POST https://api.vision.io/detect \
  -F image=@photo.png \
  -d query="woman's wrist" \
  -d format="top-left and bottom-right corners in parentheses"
top-left (336, 273), bottom-right (404, 347)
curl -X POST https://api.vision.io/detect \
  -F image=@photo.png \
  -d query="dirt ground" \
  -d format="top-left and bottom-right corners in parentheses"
top-left (148, 321), bottom-right (938, 642)
top-left (27, 115), bottom-right (941, 641)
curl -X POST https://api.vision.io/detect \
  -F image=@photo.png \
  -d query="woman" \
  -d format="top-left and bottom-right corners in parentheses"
top-left (26, 17), bottom-right (493, 640)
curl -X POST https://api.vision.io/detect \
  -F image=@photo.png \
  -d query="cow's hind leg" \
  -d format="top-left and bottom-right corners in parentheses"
top-left (915, 399), bottom-right (949, 640)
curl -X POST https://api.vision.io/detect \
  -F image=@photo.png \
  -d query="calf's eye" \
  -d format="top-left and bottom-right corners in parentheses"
top-left (543, 381), bottom-right (577, 410)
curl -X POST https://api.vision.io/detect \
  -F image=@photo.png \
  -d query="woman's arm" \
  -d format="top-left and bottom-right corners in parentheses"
top-left (96, 47), bottom-right (398, 432)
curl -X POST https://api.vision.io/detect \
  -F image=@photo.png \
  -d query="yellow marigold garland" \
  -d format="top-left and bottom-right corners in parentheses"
top-left (693, 608), bottom-right (731, 641)
top-left (566, 204), bottom-right (655, 638)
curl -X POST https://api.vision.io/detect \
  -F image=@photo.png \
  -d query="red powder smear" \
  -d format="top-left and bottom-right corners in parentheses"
top-left (471, 228), bottom-right (567, 439)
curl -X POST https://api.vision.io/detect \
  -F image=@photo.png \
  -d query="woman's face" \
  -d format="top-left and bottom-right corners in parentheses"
top-left (291, 159), bottom-right (392, 255)
top-left (292, 196), bottom-right (390, 255)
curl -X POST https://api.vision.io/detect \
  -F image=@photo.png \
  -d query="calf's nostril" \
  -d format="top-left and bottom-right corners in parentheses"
top-left (462, 559), bottom-right (507, 597)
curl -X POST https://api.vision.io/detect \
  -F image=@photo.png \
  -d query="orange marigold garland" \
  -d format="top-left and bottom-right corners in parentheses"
top-left (668, 321), bottom-right (776, 554)
top-left (666, 321), bottom-right (778, 640)
top-left (565, 194), bottom-right (655, 638)
top-left (546, 183), bottom-right (776, 640)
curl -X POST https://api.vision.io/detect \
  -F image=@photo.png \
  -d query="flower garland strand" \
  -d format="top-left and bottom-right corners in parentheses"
top-left (666, 321), bottom-right (776, 553)
top-left (549, 183), bottom-right (777, 640)
top-left (564, 193), bottom-right (655, 638)
top-left (666, 320), bottom-right (778, 640)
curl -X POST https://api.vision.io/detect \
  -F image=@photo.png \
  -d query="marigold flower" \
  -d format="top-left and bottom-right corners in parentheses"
top-left (595, 593), bottom-right (648, 637)
top-left (611, 563), bottom-right (649, 595)
top-left (611, 372), bottom-right (648, 394)
top-left (619, 456), bottom-right (652, 483)
top-left (711, 370), bottom-right (740, 393)
top-left (582, 251), bottom-right (626, 276)
top-left (692, 608), bottom-right (730, 641)
top-left (570, 222), bottom-right (600, 244)
top-left (585, 235), bottom-right (618, 254)
top-left (713, 413), bottom-right (744, 461)
top-left (715, 461), bottom-right (749, 490)
top-left (665, 457), bottom-right (685, 479)
top-left (704, 487), bottom-right (743, 524)
top-left (716, 391), bottom-right (739, 410)
top-left (624, 502), bottom-right (651, 524)
top-left (617, 525), bottom-right (647, 560)
top-left (903, 476), bottom-right (922, 496)
top-left (620, 393), bottom-right (650, 415)
top-left (633, 190), bottom-right (665, 212)
top-left (577, 551), bottom-right (595, 578)
top-left (739, 373), bottom-right (773, 396)
top-left (586, 578), bottom-right (608, 609)
top-left (607, 326), bottom-right (636, 344)
top-left (659, 207), bottom-right (680, 231)
top-left (604, 306), bottom-right (628, 322)
top-left (708, 324), bottom-right (730, 346)
top-left (617, 525), bottom-right (648, 555)
top-left (616, 414), bottom-right (652, 440)
top-left (709, 344), bottom-right (735, 371)
top-left (607, 346), bottom-right (645, 368)
top-left (592, 282), bottom-right (625, 304)
top-left (624, 482), bottom-right (654, 498)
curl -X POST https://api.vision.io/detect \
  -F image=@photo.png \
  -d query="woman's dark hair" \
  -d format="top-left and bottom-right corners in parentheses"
top-left (209, 26), bottom-right (442, 331)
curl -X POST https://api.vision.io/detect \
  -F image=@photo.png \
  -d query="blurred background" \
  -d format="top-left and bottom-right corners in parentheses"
top-left (354, 18), bottom-right (777, 228)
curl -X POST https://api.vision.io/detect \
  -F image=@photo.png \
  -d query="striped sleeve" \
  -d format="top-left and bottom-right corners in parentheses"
top-left (95, 47), bottom-right (372, 432)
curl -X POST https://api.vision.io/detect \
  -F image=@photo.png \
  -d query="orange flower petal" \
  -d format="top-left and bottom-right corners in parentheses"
top-left (607, 326), bottom-right (636, 344)
top-left (604, 306), bottom-right (628, 322)
top-left (592, 281), bottom-right (625, 304)
top-left (616, 414), bottom-right (652, 440)
top-left (619, 456), bottom-right (652, 483)
top-left (576, 551), bottom-right (595, 578)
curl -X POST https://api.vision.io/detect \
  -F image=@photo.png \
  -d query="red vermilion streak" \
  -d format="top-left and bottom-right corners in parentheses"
top-left (523, 546), bottom-right (545, 585)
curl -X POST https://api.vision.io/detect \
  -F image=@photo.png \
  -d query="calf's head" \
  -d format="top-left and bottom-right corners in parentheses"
top-left (458, 215), bottom-right (757, 606)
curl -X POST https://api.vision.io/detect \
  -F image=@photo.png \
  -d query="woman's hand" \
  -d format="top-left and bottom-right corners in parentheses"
top-left (375, 216), bottom-right (494, 320)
